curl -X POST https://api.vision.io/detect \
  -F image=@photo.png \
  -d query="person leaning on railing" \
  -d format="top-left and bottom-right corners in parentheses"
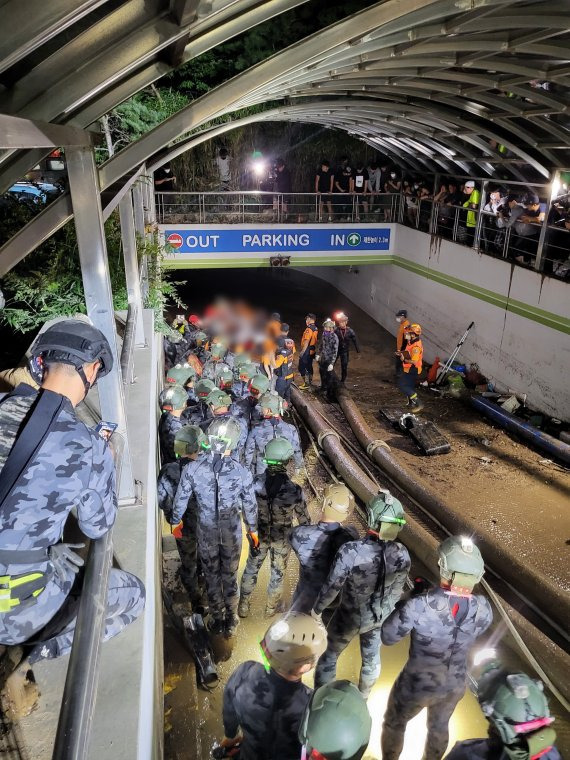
top-left (0, 320), bottom-right (145, 692)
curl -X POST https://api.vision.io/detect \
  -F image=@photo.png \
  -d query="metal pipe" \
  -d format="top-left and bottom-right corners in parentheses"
top-left (53, 434), bottom-right (124, 760)
top-left (65, 146), bottom-right (135, 502)
top-left (120, 304), bottom-right (138, 386)
top-left (118, 193), bottom-right (145, 347)
top-left (334, 385), bottom-right (570, 642)
top-left (470, 395), bottom-right (570, 466)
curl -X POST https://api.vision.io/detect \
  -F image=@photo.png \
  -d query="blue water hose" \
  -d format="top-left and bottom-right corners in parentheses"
top-left (470, 395), bottom-right (570, 466)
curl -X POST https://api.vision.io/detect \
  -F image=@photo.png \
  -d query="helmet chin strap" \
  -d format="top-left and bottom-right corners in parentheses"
top-left (75, 365), bottom-right (93, 398)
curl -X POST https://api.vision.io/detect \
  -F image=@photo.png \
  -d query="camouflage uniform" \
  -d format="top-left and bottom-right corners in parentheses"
top-left (157, 460), bottom-right (200, 603)
top-left (0, 385), bottom-right (145, 661)
top-left (181, 401), bottom-right (212, 428)
top-left (240, 471), bottom-right (309, 609)
top-left (174, 327), bottom-right (198, 364)
top-left (244, 418), bottom-right (303, 476)
top-left (446, 739), bottom-right (561, 760)
top-left (172, 452), bottom-right (257, 624)
top-left (223, 660), bottom-right (312, 760)
top-left (202, 359), bottom-right (230, 382)
top-left (381, 586), bottom-right (493, 760)
top-left (313, 536), bottom-right (410, 697)
top-left (158, 411), bottom-right (183, 464)
top-left (289, 522), bottom-right (358, 613)
top-left (232, 395), bottom-right (263, 428)
top-left (317, 332), bottom-right (339, 397)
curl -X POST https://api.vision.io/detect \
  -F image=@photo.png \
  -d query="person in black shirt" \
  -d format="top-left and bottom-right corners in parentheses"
top-left (154, 164), bottom-right (176, 192)
top-left (273, 158), bottom-right (292, 216)
top-left (351, 163), bottom-right (370, 220)
top-left (315, 160), bottom-right (334, 221)
top-left (334, 165), bottom-right (353, 220)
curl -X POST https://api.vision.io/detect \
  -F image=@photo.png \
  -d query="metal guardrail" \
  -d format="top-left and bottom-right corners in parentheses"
top-left (156, 190), bottom-right (570, 280)
top-left (53, 302), bottom-right (140, 760)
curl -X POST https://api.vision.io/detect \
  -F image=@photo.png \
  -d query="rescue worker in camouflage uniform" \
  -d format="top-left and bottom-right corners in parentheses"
top-left (157, 425), bottom-right (208, 607)
top-left (166, 362), bottom-right (198, 404)
top-left (316, 319), bottom-right (339, 400)
top-left (192, 331), bottom-right (210, 365)
top-left (0, 320), bottom-right (145, 665)
top-left (447, 664), bottom-right (561, 760)
top-left (204, 389), bottom-right (248, 458)
top-left (202, 343), bottom-right (230, 381)
top-left (299, 680), bottom-right (372, 760)
top-left (219, 612), bottom-right (327, 760)
top-left (381, 535), bottom-right (494, 760)
top-left (215, 366), bottom-right (235, 398)
top-left (334, 312), bottom-right (360, 384)
top-left (238, 438), bottom-right (310, 619)
top-left (181, 378), bottom-right (214, 426)
top-left (158, 385), bottom-right (187, 464)
top-left (313, 492), bottom-right (410, 698)
top-left (232, 360), bottom-right (260, 400)
top-left (170, 417), bottom-right (258, 637)
top-left (232, 374), bottom-right (269, 427)
top-left (244, 392), bottom-right (303, 477)
top-left (290, 484), bottom-right (358, 613)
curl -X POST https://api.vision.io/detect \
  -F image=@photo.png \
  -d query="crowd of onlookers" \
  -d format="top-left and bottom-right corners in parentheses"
top-left (308, 156), bottom-right (569, 276)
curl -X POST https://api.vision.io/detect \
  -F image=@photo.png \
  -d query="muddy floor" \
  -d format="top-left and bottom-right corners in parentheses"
top-left (176, 267), bottom-right (569, 591)
top-left (163, 267), bottom-right (569, 759)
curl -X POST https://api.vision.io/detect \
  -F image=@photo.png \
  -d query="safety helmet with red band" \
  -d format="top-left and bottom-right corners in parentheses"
top-left (195, 378), bottom-right (215, 399)
top-left (477, 664), bottom-right (556, 760)
top-left (248, 374), bottom-right (270, 398)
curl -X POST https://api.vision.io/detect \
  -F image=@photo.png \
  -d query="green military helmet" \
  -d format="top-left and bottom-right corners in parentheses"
top-left (166, 362), bottom-right (196, 387)
top-left (210, 342), bottom-right (226, 360)
top-left (438, 535), bottom-right (484, 593)
top-left (260, 613), bottom-right (327, 675)
top-left (206, 417), bottom-right (241, 452)
top-left (195, 378), bottom-right (215, 399)
top-left (322, 483), bottom-right (353, 522)
top-left (366, 490), bottom-right (406, 541)
top-left (478, 668), bottom-right (556, 759)
top-left (206, 388), bottom-right (232, 411)
top-left (233, 352), bottom-right (251, 371)
top-left (194, 331), bottom-right (208, 347)
top-left (173, 424), bottom-right (208, 457)
top-left (263, 436), bottom-right (294, 466)
top-left (159, 385), bottom-right (188, 412)
top-left (259, 391), bottom-right (282, 416)
top-left (249, 374), bottom-right (270, 397)
top-left (238, 361), bottom-right (258, 382)
top-left (215, 367), bottom-right (234, 389)
top-left (299, 680), bottom-right (372, 760)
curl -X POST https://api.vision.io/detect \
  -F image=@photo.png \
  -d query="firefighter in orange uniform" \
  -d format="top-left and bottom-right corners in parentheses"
top-left (397, 323), bottom-right (423, 411)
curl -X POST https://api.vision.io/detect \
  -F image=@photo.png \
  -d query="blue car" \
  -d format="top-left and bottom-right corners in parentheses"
top-left (8, 181), bottom-right (60, 204)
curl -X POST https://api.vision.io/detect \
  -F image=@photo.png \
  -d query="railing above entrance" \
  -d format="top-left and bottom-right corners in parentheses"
top-left (156, 191), bottom-right (569, 280)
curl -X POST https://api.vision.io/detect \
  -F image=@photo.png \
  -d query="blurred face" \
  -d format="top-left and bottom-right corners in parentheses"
top-left (464, 185), bottom-right (474, 195)
top-left (306, 317), bottom-right (314, 325)
top-left (339, 319), bottom-right (348, 328)
top-left (490, 191), bottom-right (501, 202)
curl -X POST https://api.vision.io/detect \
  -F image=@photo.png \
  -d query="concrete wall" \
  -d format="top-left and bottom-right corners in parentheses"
top-left (301, 226), bottom-right (570, 420)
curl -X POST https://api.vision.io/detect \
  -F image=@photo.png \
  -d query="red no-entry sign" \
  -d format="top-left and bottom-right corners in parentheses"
top-left (167, 232), bottom-right (183, 249)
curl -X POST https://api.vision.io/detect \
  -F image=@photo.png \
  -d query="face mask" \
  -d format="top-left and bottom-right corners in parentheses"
top-left (396, 317), bottom-right (402, 323)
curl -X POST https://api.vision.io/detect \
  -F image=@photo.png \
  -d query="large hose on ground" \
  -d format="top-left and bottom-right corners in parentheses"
top-left (470, 395), bottom-right (570, 466)
top-left (292, 386), bottom-right (570, 709)
top-left (333, 385), bottom-right (570, 646)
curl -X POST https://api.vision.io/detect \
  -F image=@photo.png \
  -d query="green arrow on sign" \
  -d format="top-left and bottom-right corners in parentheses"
top-left (347, 232), bottom-right (361, 246)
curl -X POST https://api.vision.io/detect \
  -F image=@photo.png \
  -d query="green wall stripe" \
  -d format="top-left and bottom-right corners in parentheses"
top-left (392, 256), bottom-right (570, 334)
top-left (162, 249), bottom-right (569, 335)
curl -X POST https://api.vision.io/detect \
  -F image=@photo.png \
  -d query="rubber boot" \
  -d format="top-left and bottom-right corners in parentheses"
top-left (237, 595), bottom-right (251, 619)
top-left (407, 394), bottom-right (424, 412)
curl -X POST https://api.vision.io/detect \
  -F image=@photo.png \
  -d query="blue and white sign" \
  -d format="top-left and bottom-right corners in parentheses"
top-left (164, 227), bottom-right (390, 254)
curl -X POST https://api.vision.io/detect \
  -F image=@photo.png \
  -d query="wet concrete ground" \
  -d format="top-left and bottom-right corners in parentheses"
top-left (163, 267), bottom-right (569, 759)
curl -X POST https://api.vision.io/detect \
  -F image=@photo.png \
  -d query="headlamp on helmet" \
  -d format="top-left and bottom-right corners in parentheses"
top-left (173, 424), bottom-right (208, 457)
top-left (366, 491), bottom-right (406, 541)
top-left (206, 417), bottom-right (241, 453)
top-left (438, 535), bottom-right (484, 594)
top-left (263, 437), bottom-right (294, 466)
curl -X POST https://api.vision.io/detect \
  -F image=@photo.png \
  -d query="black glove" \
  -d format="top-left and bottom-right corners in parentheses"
top-left (411, 576), bottom-right (430, 596)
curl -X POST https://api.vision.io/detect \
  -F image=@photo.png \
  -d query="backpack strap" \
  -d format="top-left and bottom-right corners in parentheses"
top-left (0, 387), bottom-right (66, 508)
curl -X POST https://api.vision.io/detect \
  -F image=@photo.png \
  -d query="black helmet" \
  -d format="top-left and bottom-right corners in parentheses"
top-left (30, 319), bottom-right (113, 385)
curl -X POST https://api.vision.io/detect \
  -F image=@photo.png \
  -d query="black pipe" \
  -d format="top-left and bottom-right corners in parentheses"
top-left (334, 385), bottom-right (569, 644)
